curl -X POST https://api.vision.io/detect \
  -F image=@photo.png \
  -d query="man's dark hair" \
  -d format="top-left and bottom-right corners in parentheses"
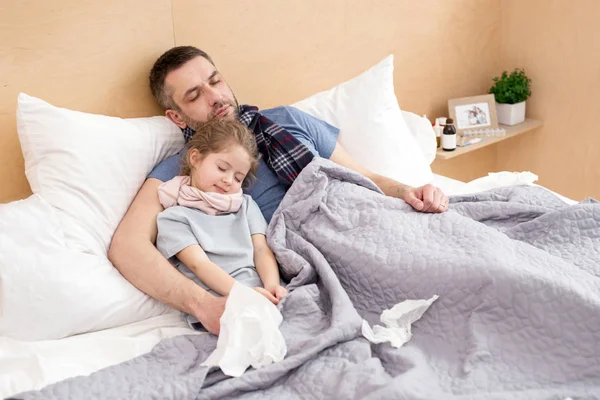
top-left (149, 46), bottom-right (215, 110)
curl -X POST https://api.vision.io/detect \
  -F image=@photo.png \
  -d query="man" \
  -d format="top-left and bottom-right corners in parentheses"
top-left (109, 46), bottom-right (448, 334)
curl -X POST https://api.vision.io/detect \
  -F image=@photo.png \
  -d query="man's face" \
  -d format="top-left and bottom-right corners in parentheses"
top-left (164, 56), bottom-right (238, 129)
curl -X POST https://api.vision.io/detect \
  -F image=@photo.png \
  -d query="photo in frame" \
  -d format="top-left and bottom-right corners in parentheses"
top-left (448, 94), bottom-right (498, 133)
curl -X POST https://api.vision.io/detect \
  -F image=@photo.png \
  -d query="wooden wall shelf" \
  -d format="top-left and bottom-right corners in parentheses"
top-left (436, 119), bottom-right (543, 160)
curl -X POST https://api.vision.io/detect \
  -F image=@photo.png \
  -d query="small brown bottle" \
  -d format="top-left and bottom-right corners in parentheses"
top-left (442, 118), bottom-right (457, 151)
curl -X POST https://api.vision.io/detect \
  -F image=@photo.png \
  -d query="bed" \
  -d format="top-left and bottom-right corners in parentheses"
top-left (0, 171), bottom-right (585, 398)
top-left (1, 2), bottom-right (598, 399)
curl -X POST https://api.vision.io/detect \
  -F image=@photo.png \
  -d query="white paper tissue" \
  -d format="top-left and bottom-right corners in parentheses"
top-left (362, 295), bottom-right (439, 348)
top-left (202, 282), bottom-right (287, 377)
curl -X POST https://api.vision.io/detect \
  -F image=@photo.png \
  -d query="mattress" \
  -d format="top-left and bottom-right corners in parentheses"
top-left (0, 173), bottom-right (579, 398)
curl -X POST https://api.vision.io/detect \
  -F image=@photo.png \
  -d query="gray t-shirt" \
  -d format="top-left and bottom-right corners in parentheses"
top-left (156, 195), bottom-right (267, 328)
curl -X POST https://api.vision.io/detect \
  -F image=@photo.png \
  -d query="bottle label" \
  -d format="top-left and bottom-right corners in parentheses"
top-left (442, 134), bottom-right (456, 150)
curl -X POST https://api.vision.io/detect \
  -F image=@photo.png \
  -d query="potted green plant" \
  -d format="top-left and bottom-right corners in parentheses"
top-left (489, 68), bottom-right (532, 126)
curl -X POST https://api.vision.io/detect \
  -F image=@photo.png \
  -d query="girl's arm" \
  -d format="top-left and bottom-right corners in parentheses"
top-left (176, 245), bottom-right (236, 296)
top-left (252, 234), bottom-right (280, 290)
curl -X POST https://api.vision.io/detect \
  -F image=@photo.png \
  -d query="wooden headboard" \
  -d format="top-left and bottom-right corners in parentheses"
top-left (1, 0), bottom-right (503, 203)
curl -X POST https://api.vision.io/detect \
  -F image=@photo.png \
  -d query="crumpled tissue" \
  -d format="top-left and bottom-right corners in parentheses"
top-left (202, 282), bottom-right (287, 377)
top-left (362, 295), bottom-right (439, 348)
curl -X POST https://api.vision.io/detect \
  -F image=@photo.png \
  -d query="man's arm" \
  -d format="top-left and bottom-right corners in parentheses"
top-left (108, 178), bottom-right (225, 334)
top-left (329, 142), bottom-right (448, 213)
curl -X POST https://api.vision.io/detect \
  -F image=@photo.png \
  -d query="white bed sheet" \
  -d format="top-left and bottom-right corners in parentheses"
top-left (1, 312), bottom-right (202, 398)
top-left (433, 173), bottom-right (577, 205)
top-left (0, 172), bottom-right (578, 398)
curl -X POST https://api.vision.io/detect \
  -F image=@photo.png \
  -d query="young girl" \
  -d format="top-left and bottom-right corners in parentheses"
top-left (156, 119), bottom-right (287, 330)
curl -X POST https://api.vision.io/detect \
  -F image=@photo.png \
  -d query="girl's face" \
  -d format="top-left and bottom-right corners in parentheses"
top-left (189, 143), bottom-right (251, 194)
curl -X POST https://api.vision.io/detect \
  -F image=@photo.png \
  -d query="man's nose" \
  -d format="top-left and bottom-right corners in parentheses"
top-left (205, 85), bottom-right (221, 106)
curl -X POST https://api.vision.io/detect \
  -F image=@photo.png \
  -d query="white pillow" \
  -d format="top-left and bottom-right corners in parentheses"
top-left (0, 195), bottom-right (173, 341)
top-left (292, 55), bottom-right (433, 188)
top-left (17, 93), bottom-right (184, 256)
top-left (401, 111), bottom-right (437, 165)
top-left (0, 94), bottom-right (184, 340)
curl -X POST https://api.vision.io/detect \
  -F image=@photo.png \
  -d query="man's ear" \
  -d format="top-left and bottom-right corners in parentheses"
top-left (166, 109), bottom-right (187, 129)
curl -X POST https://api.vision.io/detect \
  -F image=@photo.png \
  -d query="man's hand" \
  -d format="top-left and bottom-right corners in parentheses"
top-left (194, 295), bottom-right (227, 335)
top-left (403, 184), bottom-right (449, 213)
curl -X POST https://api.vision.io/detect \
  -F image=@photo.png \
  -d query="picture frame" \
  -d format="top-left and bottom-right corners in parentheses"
top-left (448, 94), bottom-right (498, 134)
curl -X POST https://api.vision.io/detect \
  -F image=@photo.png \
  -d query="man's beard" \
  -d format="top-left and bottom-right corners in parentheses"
top-left (183, 98), bottom-right (240, 132)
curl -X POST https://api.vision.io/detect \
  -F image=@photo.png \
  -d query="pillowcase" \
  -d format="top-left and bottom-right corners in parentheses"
top-left (16, 93), bottom-right (184, 256)
top-left (292, 55), bottom-right (434, 188)
top-left (401, 111), bottom-right (437, 165)
top-left (0, 195), bottom-right (173, 341)
top-left (0, 94), bottom-right (184, 340)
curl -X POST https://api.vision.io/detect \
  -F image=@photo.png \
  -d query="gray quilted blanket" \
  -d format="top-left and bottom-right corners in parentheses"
top-left (14, 158), bottom-right (600, 400)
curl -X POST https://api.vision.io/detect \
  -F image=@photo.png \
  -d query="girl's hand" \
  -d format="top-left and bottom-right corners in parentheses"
top-left (267, 285), bottom-right (288, 301)
top-left (253, 287), bottom-right (279, 305)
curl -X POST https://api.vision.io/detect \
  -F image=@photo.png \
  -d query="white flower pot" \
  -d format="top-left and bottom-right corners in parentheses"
top-left (496, 101), bottom-right (526, 126)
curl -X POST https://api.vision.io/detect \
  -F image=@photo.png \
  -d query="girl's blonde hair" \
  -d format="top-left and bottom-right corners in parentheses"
top-left (181, 119), bottom-right (259, 187)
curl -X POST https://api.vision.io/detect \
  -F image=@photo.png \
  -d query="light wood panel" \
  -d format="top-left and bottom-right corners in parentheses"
top-left (172, 0), bottom-right (502, 125)
top-left (172, 0), bottom-right (504, 185)
top-left (498, 0), bottom-right (600, 201)
top-left (2, 1), bottom-right (596, 203)
top-left (0, 0), bottom-right (174, 202)
top-left (17, 1), bottom-right (589, 202)
top-left (0, 114), bottom-right (29, 201)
